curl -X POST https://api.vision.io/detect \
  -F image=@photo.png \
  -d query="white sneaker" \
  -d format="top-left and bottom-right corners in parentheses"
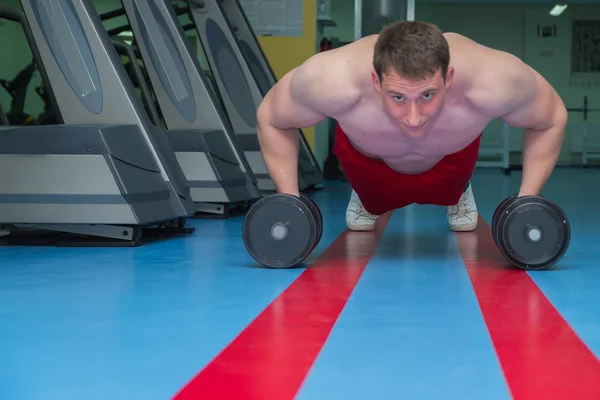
top-left (447, 182), bottom-right (478, 232)
top-left (346, 190), bottom-right (378, 231)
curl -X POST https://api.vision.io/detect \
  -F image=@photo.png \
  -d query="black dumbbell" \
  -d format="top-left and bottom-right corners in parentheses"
top-left (492, 195), bottom-right (570, 270)
top-left (492, 194), bottom-right (517, 246)
top-left (242, 193), bottom-right (323, 268)
top-left (299, 194), bottom-right (323, 250)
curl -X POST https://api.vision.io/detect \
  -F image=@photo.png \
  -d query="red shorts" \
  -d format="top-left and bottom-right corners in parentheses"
top-left (332, 123), bottom-right (482, 215)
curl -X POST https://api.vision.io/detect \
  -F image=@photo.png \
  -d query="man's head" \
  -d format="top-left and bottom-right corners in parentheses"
top-left (372, 21), bottom-right (453, 137)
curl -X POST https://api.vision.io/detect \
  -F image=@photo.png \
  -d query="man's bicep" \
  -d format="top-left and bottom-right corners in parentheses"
top-left (499, 64), bottom-right (565, 130)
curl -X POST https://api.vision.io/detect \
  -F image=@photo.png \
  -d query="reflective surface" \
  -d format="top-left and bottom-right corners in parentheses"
top-left (0, 168), bottom-right (599, 399)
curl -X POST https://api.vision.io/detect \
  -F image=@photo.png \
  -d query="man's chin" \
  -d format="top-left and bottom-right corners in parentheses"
top-left (401, 124), bottom-right (429, 138)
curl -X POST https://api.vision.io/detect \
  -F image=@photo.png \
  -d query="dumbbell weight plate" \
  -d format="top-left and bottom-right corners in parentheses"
top-left (492, 194), bottom-right (517, 246)
top-left (495, 195), bottom-right (570, 270)
top-left (242, 194), bottom-right (318, 268)
top-left (300, 194), bottom-right (323, 250)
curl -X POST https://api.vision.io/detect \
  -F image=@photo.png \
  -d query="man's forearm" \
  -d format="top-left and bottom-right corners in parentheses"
top-left (257, 121), bottom-right (301, 196)
top-left (518, 110), bottom-right (567, 197)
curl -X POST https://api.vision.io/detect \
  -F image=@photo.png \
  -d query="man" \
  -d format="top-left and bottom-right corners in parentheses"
top-left (256, 21), bottom-right (567, 232)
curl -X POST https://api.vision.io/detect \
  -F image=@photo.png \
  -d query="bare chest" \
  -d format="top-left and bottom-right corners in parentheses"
top-left (335, 101), bottom-right (490, 173)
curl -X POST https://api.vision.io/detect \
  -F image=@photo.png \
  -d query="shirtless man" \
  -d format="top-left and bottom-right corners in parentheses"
top-left (256, 21), bottom-right (567, 232)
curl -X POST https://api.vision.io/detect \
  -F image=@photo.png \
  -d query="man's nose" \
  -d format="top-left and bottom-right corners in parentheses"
top-left (406, 103), bottom-right (422, 126)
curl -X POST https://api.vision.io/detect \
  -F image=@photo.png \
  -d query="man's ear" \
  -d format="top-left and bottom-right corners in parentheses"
top-left (371, 70), bottom-right (381, 92)
top-left (445, 66), bottom-right (454, 88)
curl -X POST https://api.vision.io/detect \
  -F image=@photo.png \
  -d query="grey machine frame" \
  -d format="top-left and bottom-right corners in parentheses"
top-left (105, 0), bottom-right (261, 217)
top-left (111, 39), bottom-right (164, 128)
top-left (0, 0), bottom-right (197, 245)
top-left (216, 0), bottom-right (325, 190)
top-left (179, 0), bottom-right (323, 192)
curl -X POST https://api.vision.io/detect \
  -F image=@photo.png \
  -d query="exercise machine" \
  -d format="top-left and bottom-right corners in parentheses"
top-left (218, 0), bottom-right (275, 95)
top-left (180, 0), bottom-right (323, 192)
top-left (33, 85), bottom-right (61, 125)
top-left (0, 61), bottom-right (37, 125)
top-left (0, 5), bottom-right (61, 126)
top-left (112, 39), bottom-right (165, 129)
top-left (0, 0), bottom-right (196, 245)
top-left (111, 0), bottom-right (261, 217)
top-left (218, 0), bottom-right (328, 185)
top-left (0, 60), bottom-right (60, 126)
top-left (0, 100), bottom-right (8, 125)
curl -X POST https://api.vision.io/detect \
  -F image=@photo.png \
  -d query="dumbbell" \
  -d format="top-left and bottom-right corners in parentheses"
top-left (491, 195), bottom-right (570, 270)
top-left (242, 193), bottom-right (323, 268)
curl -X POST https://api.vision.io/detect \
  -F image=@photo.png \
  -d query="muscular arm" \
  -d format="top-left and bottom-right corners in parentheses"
top-left (256, 52), bottom-right (355, 196)
top-left (480, 51), bottom-right (567, 197)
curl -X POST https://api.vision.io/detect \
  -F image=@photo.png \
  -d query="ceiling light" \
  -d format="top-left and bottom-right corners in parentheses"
top-left (550, 4), bottom-right (568, 16)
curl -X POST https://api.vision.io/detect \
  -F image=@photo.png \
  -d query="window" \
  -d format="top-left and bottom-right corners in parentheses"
top-left (572, 19), bottom-right (600, 74)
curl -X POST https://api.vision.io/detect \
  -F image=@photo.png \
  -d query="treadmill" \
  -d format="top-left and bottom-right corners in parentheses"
top-left (177, 0), bottom-right (323, 192)
top-left (218, 0), bottom-right (275, 95)
top-left (0, 61), bottom-right (36, 125)
top-left (102, 0), bottom-right (261, 218)
top-left (111, 39), bottom-right (164, 129)
top-left (0, 6), bottom-right (61, 127)
top-left (0, 1), bottom-right (195, 245)
top-left (217, 0), bottom-right (324, 184)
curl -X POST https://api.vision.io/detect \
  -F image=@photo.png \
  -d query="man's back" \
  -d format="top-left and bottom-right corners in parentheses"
top-left (284, 34), bottom-right (491, 173)
top-left (262, 32), bottom-right (524, 174)
top-left (256, 21), bottom-right (563, 198)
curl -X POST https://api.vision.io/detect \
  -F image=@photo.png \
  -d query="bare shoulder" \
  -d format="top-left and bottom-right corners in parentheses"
top-left (447, 33), bottom-right (560, 121)
top-left (257, 38), bottom-right (370, 130)
top-left (287, 38), bottom-right (372, 115)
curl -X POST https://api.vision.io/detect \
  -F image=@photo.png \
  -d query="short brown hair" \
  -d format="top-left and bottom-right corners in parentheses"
top-left (373, 21), bottom-right (450, 82)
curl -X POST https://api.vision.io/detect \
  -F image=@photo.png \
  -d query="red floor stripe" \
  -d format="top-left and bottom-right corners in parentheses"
top-left (172, 213), bottom-right (392, 400)
top-left (456, 216), bottom-right (600, 399)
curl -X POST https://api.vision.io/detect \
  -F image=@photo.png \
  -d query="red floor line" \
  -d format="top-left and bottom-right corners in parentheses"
top-left (455, 216), bottom-right (600, 399)
top-left (172, 212), bottom-right (393, 400)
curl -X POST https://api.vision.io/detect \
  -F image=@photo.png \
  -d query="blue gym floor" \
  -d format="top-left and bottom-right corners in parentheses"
top-left (1, 167), bottom-right (599, 400)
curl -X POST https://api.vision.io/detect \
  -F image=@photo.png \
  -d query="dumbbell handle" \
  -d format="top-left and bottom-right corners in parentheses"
top-left (270, 222), bottom-right (288, 240)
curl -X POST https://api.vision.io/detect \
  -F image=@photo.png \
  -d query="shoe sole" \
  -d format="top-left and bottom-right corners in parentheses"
top-left (449, 223), bottom-right (477, 232)
top-left (347, 225), bottom-right (376, 232)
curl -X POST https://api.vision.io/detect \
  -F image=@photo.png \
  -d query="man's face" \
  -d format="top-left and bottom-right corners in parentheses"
top-left (372, 67), bottom-right (453, 138)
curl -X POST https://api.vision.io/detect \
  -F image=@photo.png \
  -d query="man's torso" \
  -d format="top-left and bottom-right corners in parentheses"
top-left (326, 34), bottom-right (495, 174)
